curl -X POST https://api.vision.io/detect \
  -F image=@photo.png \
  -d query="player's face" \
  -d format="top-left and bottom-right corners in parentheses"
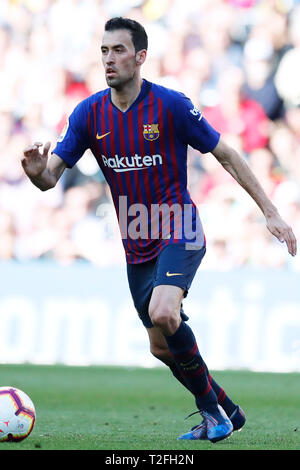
top-left (101, 29), bottom-right (142, 89)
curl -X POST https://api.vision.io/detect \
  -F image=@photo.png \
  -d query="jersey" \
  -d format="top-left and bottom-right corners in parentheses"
top-left (52, 79), bottom-right (220, 264)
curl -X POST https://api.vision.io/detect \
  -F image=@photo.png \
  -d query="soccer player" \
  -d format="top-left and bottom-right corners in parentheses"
top-left (21, 18), bottom-right (297, 443)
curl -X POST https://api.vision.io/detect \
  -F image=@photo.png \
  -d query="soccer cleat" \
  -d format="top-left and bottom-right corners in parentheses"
top-left (178, 405), bottom-right (246, 441)
top-left (178, 405), bottom-right (233, 443)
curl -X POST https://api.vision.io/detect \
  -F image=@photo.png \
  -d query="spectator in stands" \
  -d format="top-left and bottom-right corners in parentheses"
top-left (203, 66), bottom-right (269, 154)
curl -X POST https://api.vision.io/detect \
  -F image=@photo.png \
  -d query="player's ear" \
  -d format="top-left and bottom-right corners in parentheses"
top-left (136, 49), bottom-right (147, 66)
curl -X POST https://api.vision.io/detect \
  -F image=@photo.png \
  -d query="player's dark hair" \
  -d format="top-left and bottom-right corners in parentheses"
top-left (105, 17), bottom-right (148, 53)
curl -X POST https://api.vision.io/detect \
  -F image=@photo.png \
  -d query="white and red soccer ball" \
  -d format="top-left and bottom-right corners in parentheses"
top-left (0, 387), bottom-right (36, 442)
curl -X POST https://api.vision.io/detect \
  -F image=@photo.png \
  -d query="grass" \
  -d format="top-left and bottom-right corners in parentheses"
top-left (0, 364), bottom-right (299, 451)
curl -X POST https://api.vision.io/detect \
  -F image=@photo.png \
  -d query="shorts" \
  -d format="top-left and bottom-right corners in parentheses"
top-left (126, 242), bottom-right (206, 328)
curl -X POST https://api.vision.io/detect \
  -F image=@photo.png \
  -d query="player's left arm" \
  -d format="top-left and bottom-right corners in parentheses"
top-left (211, 138), bottom-right (297, 257)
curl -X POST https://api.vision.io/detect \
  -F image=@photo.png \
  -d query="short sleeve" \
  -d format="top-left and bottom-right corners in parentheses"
top-left (174, 93), bottom-right (220, 154)
top-left (52, 100), bottom-right (89, 168)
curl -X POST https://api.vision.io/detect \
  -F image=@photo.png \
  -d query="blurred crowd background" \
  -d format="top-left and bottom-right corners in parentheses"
top-left (0, 0), bottom-right (299, 270)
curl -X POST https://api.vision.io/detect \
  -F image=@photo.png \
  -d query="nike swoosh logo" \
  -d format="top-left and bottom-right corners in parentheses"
top-left (96, 131), bottom-right (110, 140)
top-left (166, 271), bottom-right (183, 277)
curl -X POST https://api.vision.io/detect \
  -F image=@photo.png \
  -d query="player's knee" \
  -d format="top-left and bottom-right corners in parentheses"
top-left (149, 304), bottom-right (179, 333)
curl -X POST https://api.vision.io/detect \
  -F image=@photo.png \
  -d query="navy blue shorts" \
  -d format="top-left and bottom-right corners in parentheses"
top-left (126, 243), bottom-right (206, 328)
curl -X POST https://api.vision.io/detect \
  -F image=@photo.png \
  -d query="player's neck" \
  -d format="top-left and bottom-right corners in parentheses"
top-left (110, 76), bottom-right (143, 112)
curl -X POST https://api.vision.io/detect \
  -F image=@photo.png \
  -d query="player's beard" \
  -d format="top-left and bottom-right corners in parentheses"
top-left (106, 75), bottom-right (122, 89)
top-left (106, 69), bottom-right (136, 91)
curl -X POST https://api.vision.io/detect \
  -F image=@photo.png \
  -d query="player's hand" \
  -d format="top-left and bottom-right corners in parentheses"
top-left (266, 213), bottom-right (297, 257)
top-left (21, 141), bottom-right (51, 178)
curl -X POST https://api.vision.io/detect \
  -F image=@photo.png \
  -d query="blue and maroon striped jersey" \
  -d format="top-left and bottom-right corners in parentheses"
top-left (53, 79), bottom-right (220, 264)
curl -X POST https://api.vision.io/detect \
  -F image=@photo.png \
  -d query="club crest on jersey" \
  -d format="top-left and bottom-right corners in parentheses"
top-left (143, 123), bottom-right (159, 141)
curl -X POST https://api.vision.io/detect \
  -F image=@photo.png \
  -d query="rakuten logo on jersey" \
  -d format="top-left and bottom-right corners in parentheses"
top-left (101, 153), bottom-right (163, 172)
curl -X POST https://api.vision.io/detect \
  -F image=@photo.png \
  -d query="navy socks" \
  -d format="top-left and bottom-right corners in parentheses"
top-left (207, 373), bottom-right (237, 417)
top-left (166, 322), bottom-right (237, 416)
top-left (164, 321), bottom-right (219, 414)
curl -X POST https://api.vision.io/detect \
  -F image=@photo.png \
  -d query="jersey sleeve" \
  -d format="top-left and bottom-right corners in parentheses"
top-left (52, 100), bottom-right (89, 168)
top-left (174, 93), bottom-right (220, 153)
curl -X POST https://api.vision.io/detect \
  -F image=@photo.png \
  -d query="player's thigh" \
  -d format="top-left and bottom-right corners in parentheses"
top-left (148, 284), bottom-right (184, 322)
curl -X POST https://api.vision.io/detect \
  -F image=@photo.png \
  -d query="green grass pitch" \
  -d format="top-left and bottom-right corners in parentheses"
top-left (0, 364), bottom-right (299, 450)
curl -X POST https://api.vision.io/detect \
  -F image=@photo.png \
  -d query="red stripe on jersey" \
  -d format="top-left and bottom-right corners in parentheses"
top-left (167, 109), bottom-right (183, 206)
top-left (127, 110), bottom-right (135, 155)
top-left (108, 103), bottom-right (137, 263)
top-left (99, 97), bottom-right (127, 242)
top-left (98, 97), bottom-right (128, 252)
top-left (89, 95), bottom-right (109, 167)
top-left (139, 93), bottom-right (162, 244)
top-left (127, 109), bottom-right (145, 206)
top-left (90, 101), bottom-right (102, 165)
top-left (92, 101), bottom-right (98, 136)
top-left (157, 97), bottom-right (177, 246)
top-left (100, 95), bottom-right (109, 155)
top-left (137, 101), bottom-right (150, 199)
top-left (127, 109), bottom-right (141, 200)
top-left (87, 112), bottom-right (95, 153)
top-left (117, 110), bottom-right (136, 211)
top-left (117, 111), bottom-right (125, 149)
top-left (127, 109), bottom-right (149, 252)
top-left (107, 102), bottom-right (119, 189)
top-left (137, 100), bottom-right (154, 241)
top-left (117, 110), bottom-right (138, 260)
top-left (139, 96), bottom-right (168, 252)
top-left (157, 97), bottom-right (172, 204)
top-left (147, 91), bottom-right (163, 204)
top-left (167, 109), bottom-right (184, 242)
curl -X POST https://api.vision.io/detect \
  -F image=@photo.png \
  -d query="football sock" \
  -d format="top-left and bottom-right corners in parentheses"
top-left (207, 373), bottom-right (237, 417)
top-left (167, 324), bottom-right (237, 416)
top-left (164, 321), bottom-right (219, 414)
top-left (169, 361), bottom-right (236, 416)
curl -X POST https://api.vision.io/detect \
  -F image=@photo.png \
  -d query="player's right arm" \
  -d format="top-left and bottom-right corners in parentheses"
top-left (22, 98), bottom-right (90, 190)
top-left (22, 141), bottom-right (67, 191)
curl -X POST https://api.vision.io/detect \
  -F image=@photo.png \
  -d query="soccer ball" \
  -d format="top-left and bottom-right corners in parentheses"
top-left (0, 387), bottom-right (36, 442)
